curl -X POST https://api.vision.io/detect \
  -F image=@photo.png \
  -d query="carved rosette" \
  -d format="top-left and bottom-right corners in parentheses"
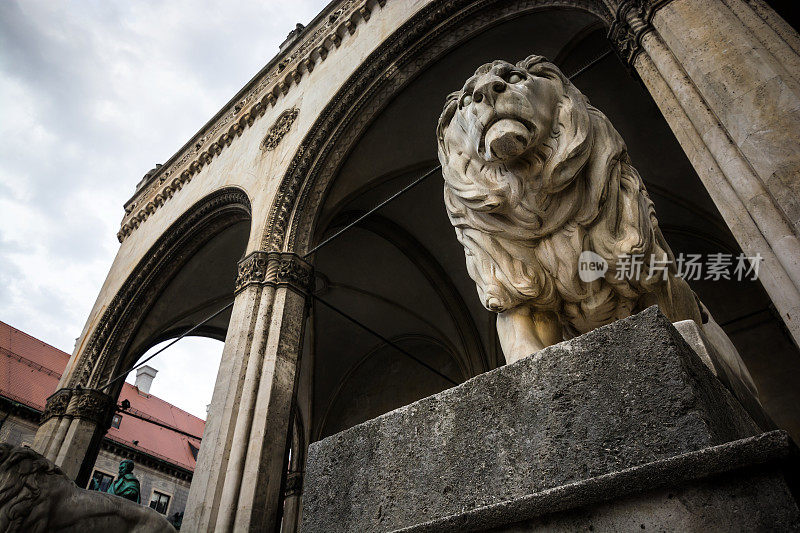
top-left (262, 108), bottom-right (300, 151)
top-left (608, 0), bottom-right (672, 66)
top-left (236, 252), bottom-right (314, 295)
top-left (41, 388), bottom-right (116, 427)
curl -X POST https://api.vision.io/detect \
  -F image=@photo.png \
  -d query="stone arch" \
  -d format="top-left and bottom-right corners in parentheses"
top-left (37, 187), bottom-right (251, 484)
top-left (316, 333), bottom-right (462, 439)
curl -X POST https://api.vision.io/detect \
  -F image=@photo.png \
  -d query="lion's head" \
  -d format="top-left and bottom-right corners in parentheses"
top-left (436, 55), bottom-right (616, 237)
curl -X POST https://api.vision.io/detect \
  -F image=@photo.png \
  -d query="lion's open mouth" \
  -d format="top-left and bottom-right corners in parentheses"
top-left (478, 117), bottom-right (535, 161)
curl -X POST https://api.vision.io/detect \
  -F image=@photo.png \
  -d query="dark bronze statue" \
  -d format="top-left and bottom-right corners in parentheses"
top-left (106, 459), bottom-right (141, 503)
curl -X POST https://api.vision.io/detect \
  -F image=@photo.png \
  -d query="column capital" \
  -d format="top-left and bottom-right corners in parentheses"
top-left (41, 388), bottom-right (73, 423)
top-left (608, 0), bottom-right (672, 66)
top-left (41, 387), bottom-right (116, 426)
top-left (236, 251), bottom-right (314, 295)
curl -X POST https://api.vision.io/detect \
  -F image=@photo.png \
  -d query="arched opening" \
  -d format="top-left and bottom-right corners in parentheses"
top-left (102, 191), bottom-right (251, 523)
top-left (44, 188), bottom-right (252, 501)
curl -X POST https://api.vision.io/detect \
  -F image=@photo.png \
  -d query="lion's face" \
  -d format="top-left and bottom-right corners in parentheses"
top-left (442, 59), bottom-right (562, 164)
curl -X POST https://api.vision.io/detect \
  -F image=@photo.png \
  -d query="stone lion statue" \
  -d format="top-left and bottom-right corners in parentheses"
top-left (436, 55), bottom-right (762, 408)
top-left (0, 443), bottom-right (174, 533)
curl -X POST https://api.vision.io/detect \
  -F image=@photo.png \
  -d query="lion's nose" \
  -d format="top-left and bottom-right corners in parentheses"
top-left (473, 76), bottom-right (507, 105)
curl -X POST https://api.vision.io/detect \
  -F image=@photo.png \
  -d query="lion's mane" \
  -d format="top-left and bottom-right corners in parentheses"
top-left (0, 443), bottom-right (66, 532)
top-left (437, 55), bottom-right (678, 337)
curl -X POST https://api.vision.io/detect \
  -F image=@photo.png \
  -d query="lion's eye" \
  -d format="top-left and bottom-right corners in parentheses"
top-left (508, 73), bottom-right (523, 84)
top-left (462, 94), bottom-right (473, 106)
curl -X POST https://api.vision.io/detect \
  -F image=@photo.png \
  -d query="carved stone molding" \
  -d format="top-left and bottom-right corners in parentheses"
top-left (67, 389), bottom-right (116, 424)
top-left (607, 0), bottom-right (673, 66)
top-left (41, 388), bottom-right (115, 426)
top-left (118, 0), bottom-right (385, 243)
top-left (262, 0), bottom-right (612, 254)
top-left (262, 108), bottom-right (300, 151)
top-left (236, 251), bottom-right (314, 294)
top-left (275, 254), bottom-right (314, 293)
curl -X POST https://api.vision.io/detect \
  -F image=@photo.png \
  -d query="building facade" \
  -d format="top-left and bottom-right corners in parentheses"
top-left (24, 1), bottom-right (800, 531)
top-left (0, 321), bottom-right (201, 525)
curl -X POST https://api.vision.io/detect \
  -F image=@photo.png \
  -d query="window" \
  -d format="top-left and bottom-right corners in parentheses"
top-left (89, 470), bottom-right (114, 492)
top-left (111, 414), bottom-right (122, 429)
top-left (149, 490), bottom-right (171, 514)
top-left (188, 442), bottom-right (200, 461)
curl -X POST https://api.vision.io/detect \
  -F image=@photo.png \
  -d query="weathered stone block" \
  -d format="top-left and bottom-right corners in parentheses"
top-left (302, 307), bottom-right (793, 532)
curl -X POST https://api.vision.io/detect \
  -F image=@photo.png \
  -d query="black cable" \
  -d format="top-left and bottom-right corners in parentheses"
top-left (566, 48), bottom-right (613, 80)
top-left (311, 294), bottom-right (459, 386)
top-left (98, 300), bottom-right (234, 392)
top-left (303, 165), bottom-right (442, 259)
top-left (115, 405), bottom-right (203, 441)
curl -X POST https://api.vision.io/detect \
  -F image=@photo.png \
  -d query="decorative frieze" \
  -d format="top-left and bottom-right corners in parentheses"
top-left (68, 388), bottom-right (116, 424)
top-left (276, 254), bottom-right (314, 293)
top-left (118, 0), bottom-right (387, 243)
top-left (262, 108), bottom-right (300, 151)
top-left (235, 251), bottom-right (314, 294)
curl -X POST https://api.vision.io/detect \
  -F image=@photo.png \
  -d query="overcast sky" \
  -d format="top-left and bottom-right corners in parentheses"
top-left (0, 0), bottom-right (329, 419)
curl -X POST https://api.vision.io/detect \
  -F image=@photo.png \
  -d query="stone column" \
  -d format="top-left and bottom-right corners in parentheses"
top-left (184, 251), bottom-right (313, 533)
top-left (32, 387), bottom-right (116, 485)
top-left (183, 274), bottom-right (273, 530)
top-left (609, 0), bottom-right (800, 346)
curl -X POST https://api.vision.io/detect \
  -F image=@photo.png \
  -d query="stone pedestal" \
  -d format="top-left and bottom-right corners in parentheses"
top-left (302, 307), bottom-right (799, 532)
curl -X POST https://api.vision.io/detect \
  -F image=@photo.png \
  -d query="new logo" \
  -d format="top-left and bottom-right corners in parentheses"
top-left (578, 251), bottom-right (608, 282)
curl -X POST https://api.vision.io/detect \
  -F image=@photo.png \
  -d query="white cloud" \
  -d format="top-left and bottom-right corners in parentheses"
top-left (125, 337), bottom-right (225, 420)
top-left (0, 0), bottom-right (329, 418)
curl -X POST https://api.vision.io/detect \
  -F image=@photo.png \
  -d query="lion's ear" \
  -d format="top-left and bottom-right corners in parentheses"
top-left (437, 91), bottom-right (460, 159)
top-left (519, 55), bottom-right (574, 89)
top-left (517, 55), bottom-right (550, 73)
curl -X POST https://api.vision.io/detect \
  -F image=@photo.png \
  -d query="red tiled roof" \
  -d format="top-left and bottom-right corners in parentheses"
top-left (0, 321), bottom-right (204, 471)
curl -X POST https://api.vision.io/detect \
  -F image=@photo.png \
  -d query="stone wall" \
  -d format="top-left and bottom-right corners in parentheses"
top-left (0, 413), bottom-right (38, 447)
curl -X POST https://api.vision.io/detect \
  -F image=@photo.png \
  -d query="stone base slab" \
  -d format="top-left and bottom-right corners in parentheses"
top-left (399, 431), bottom-right (799, 532)
top-left (302, 308), bottom-right (796, 532)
